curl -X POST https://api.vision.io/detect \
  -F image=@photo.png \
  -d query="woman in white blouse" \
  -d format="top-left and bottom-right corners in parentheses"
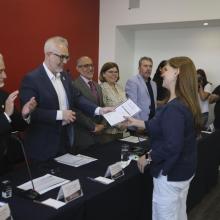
top-left (197, 69), bottom-right (212, 129)
top-left (99, 62), bottom-right (129, 139)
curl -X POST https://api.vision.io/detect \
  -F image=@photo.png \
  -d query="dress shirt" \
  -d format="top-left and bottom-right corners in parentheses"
top-left (43, 63), bottom-right (69, 121)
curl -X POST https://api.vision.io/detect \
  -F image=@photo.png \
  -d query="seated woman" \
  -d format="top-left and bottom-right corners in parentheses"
top-left (99, 62), bottom-right (129, 140)
top-left (197, 69), bottom-right (212, 129)
top-left (0, 53), bottom-right (36, 175)
top-left (153, 60), bottom-right (169, 106)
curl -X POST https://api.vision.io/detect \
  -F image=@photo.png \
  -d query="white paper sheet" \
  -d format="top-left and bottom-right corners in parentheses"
top-left (41, 198), bottom-right (65, 209)
top-left (17, 174), bottom-right (69, 195)
top-left (55, 153), bottom-right (97, 167)
top-left (103, 99), bottom-right (141, 126)
top-left (119, 136), bottom-right (147, 143)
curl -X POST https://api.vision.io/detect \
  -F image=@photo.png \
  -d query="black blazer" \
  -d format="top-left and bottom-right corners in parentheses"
top-left (145, 98), bottom-right (197, 181)
top-left (20, 65), bottom-right (97, 161)
top-left (0, 89), bottom-right (26, 174)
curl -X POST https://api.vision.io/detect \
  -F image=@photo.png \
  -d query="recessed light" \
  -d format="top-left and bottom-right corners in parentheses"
top-left (203, 22), bottom-right (209, 26)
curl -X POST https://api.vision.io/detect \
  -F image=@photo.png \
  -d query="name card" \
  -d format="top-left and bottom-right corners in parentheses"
top-left (105, 162), bottom-right (124, 180)
top-left (57, 179), bottom-right (83, 203)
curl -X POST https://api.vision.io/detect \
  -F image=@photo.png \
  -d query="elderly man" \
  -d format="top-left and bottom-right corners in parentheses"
top-left (0, 53), bottom-right (36, 174)
top-left (125, 57), bottom-right (157, 121)
top-left (73, 56), bottom-right (106, 151)
top-left (20, 36), bottom-right (111, 162)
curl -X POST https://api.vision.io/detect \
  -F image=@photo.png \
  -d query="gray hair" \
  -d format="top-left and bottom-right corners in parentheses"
top-left (44, 36), bottom-right (68, 53)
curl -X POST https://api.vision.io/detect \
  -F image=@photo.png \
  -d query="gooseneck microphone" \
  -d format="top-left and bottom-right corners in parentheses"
top-left (12, 134), bottom-right (40, 200)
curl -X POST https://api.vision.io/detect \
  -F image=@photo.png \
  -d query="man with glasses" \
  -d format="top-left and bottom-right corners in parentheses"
top-left (20, 36), bottom-right (112, 162)
top-left (73, 56), bottom-right (106, 151)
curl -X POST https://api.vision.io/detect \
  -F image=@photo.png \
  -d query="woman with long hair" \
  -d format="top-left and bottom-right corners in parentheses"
top-left (197, 69), bottom-right (212, 129)
top-left (126, 57), bottom-right (202, 220)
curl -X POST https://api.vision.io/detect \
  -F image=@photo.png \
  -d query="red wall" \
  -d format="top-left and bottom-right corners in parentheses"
top-left (0, 0), bottom-right (99, 93)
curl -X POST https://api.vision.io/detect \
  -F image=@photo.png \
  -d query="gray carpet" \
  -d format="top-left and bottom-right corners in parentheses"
top-left (188, 175), bottom-right (220, 220)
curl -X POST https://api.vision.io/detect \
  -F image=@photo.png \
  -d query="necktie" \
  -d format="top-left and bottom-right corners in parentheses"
top-left (88, 81), bottom-right (99, 104)
top-left (146, 79), bottom-right (155, 120)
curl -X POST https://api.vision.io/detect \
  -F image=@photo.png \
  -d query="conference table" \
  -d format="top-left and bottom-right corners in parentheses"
top-left (1, 130), bottom-right (219, 219)
top-left (1, 140), bottom-right (153, 220)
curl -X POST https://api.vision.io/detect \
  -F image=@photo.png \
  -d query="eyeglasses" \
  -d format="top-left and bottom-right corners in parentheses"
top-left (51, 52), bottom-right (69, 62)
top-left (78, 64), bottom-right (93, 68)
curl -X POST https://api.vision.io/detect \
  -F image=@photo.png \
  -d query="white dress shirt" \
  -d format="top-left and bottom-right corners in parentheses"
top-left (43, 63), bottom-right (69, 120)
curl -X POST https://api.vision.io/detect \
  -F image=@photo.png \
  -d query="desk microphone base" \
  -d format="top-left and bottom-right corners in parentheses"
top-left (17, 189), bottom-right (40, 200)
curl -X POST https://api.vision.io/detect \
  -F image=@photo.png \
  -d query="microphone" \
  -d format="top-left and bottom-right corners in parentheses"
top-left (12, 133), bottom-right (40, 200)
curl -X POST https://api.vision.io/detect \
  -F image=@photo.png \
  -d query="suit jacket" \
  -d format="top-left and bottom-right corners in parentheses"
top-left (73, 76), bottom-right (105, 150)
top-left (125, 74), bottom-right (157, 121)
top-left (19, 65), bottom-right (97, 161)
top-left (0, 89), bottom-right (26, 174)
top-left (145, 98), bottom-right (197, 181)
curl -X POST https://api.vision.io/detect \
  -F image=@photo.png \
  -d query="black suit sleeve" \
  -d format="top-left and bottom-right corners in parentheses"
top-left (71, 84), bottom-right (98, 117)
top-left (20, 74), bottom-right (57, 125)
top-left (0, 113), bottom-right (11, 134)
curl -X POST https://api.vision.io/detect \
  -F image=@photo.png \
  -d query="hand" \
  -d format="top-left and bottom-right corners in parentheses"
top-left (4, 90), bottom-right (19, 116)
top-left (22, 97), bottom-right (37, 118)
top-left (137, 155), bottom-right (149, 173)
top-left (118, 122), bottom-right (127, 130)
top-left (99, 107), bottom-right (115, 115)
top-left (93, 124), bottom-right (105, 134)
top-left (63, 110), bottom-right (76, 124)
top-left (124, 117), bottom-right (145, 129)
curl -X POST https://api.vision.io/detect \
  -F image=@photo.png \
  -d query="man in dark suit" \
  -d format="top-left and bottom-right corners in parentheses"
top-left (73, 56), bottom-right (106, 151)
top-left (20, 37), bottom-right (112, 162)
top-left (0, 53), bottom-right (36, 174)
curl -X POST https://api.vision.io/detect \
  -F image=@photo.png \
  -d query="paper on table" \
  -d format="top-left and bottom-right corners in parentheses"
top-left (41, 198), bottom-right (65, 209)
top-left (120, 136), bottom-right (147, 143)
top-left (17, 174), bottom-right (69, 195)
top-left (94, 176), bottom-right (114, 185)
top-left (103, 99), bottom-right (141, 126)
top-left (55, 153), bottom-right (97, 167)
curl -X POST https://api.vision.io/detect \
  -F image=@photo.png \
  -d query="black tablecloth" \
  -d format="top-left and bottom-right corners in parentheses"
top-left (0, 140), bottom-right (153, 220)
top-left (1, 131), bottom-right (219, 219)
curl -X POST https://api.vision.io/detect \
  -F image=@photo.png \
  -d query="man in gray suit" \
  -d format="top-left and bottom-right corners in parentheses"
top-left (125, 57), bottom-right (157, 121)
top-left (73, 56), bottom-right (106, 151)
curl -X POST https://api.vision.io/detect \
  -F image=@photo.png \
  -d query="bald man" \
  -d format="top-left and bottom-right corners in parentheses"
top-left (0, 53), bottom-right (36, 174)
top-left (20, 36), bottom-right (112, 162)
top-left (73, 56), bottom-right (106, 151)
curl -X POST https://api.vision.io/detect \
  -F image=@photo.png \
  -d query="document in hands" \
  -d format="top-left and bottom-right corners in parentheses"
top-left (17, 174), bottom-right (69, 195)
top-left (103, 99), bottom-right (141, 126)
top-left (55, 153), bottom-right (97, 167)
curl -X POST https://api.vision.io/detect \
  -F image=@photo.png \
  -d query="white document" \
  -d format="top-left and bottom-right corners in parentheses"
top-left (17, 174), bottom-right (70, 195)
top-left (41, 198), bottom-right (65, 209)
top-left (55, 153), bottom-right (97, 167)
top-left (120, 136), bottom-right (147, 143)
top-left (103, 99), bottom-right (141, 126)
top-left (0, 202), bottom-right (11, 220)
top-left (94, 176), bottom-right (114, 185)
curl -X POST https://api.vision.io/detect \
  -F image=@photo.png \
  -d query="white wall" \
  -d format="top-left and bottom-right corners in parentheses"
top-left (99, 0), bottom-right (220, 87)
top-left (99, 0), bottom-right (220, 67)
top-left (134, 26), bottom-right (220, 89)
